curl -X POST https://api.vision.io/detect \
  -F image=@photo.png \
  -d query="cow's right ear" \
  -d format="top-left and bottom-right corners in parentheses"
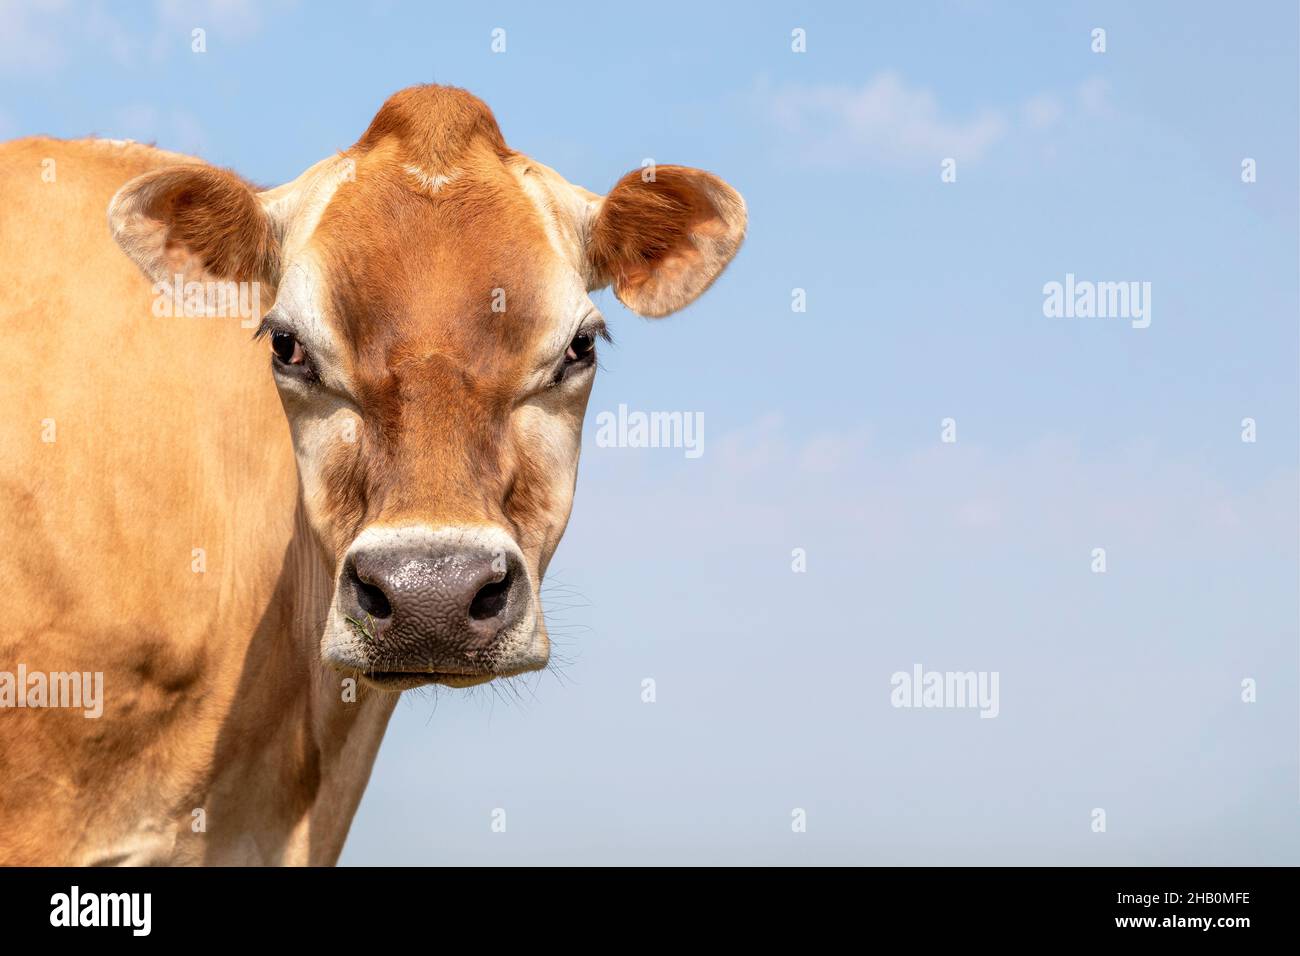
top-left (108, 164), bottom-right (280, 286)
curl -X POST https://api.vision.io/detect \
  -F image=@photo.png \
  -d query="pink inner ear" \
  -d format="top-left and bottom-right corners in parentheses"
top-left (620, 244), bottom-right (703, 296)
top-left (612, 201), bottom-right (722, 297)
top-left (161, 238), bottom-right (209, 283)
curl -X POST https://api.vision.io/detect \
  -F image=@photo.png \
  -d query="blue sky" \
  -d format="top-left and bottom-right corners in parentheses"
top-left (5, 0), bottom-right (1297, 863)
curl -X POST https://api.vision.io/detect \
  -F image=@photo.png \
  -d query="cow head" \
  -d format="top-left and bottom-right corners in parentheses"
top-left (108, 86), bottom-right (745, 690)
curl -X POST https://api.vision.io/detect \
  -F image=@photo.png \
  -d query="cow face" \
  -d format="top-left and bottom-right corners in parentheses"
top-left (109, 86), bottom-right (745, 690)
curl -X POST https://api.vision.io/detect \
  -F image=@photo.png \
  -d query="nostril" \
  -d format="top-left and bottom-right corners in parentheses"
top-left (468, 573), bottom-right (511, 621)
top-left (357, 579), bottom-right (392, 619)
top-left (347, 560), bottom-right (392, 619)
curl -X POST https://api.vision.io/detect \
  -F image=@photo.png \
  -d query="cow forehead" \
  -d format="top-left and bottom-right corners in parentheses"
top-left (264, 86), bottom-right (599, 402)
top-left (279, 157), bottom-right (588, 404)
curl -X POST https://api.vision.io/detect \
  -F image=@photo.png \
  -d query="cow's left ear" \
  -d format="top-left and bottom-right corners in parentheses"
top-left (108, 163), bottom-right (280, 286)
top-left (587, 165), bottom-right (745, 318)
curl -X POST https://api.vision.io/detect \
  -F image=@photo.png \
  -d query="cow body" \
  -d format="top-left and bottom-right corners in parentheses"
top-left (0, 86), bottom-right (744, 865)
top-left (0, 137), bottom-right (387, 864)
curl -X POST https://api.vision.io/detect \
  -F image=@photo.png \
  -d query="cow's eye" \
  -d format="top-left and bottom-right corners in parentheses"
top-left (550, 324), bottom-right (604, 387)
top-left (271, 330), bottom-right (305, 366)
top-left (565, 331), bottom-right (595, 364)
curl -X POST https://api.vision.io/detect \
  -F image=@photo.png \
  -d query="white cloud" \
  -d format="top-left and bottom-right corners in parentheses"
top-left (0, 0), bottom-right (145, 72)
top-left (1023, 92), bottom-right (1064, 131)
top-left (581, 415), bottom-right (1297, 565)
top-left (767, 72), bottom-right (1120, 168)
top-left (769, 71), bottom-right (1009, 166)
top-left (155, 0), bottom-right (265, 34)
top-left (0, 0), bottom-right (277, 73)
top-left (0, 0), bottom-right (75, 72)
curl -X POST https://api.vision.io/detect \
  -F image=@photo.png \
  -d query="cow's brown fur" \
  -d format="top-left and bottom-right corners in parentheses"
top-left (0, 85), bottom-right (744, 865)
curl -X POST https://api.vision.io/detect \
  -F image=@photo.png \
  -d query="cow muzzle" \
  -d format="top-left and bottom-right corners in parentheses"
top-left (322, 525), bottom-right (544, 689)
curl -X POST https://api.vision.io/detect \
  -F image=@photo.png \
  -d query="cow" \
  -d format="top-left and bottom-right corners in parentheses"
top-left (0, 85), bottom-right (745, 865)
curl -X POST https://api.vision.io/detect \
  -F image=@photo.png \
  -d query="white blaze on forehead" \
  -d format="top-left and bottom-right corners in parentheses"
top-left (512, 159), bottom-right (599, 277)
top-left (404, 164), bottom-right (456, 193)
top-left (510, 160), bottom-right (608, 381)
top-left (255, 153), bottom-right (365, 393)
top-left (259, 153), bottom-right (359, 257)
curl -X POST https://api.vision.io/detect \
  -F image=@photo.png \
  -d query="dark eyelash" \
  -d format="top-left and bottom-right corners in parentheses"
top-left (252, 315), bottom-right (278, 341)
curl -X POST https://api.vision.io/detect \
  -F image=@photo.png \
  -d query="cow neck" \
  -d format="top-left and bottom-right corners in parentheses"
top-left (195, 503), bottom-right (398, 865)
